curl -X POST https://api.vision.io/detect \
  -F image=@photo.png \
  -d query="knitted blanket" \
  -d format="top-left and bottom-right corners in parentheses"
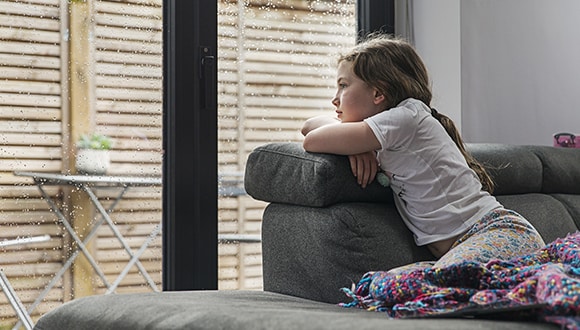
top-left (341, 231), bottom-right (580, 329)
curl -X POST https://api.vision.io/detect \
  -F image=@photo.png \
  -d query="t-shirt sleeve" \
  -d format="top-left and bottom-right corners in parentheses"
top-left (364, 106), bottom-right (418, 150)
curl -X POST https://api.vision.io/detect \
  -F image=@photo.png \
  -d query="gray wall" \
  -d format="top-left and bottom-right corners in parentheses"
top-left (413, 0), bottom-right (462, 131)
top-left (461, 1), bottom-right (580, 145)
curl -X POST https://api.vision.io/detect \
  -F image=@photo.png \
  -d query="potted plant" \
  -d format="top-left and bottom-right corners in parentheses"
top-left (75, 133), bottom-right (113, 175)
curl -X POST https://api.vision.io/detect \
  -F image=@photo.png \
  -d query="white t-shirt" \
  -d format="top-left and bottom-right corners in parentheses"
top-left (364, 98), bottom-right (502, 246)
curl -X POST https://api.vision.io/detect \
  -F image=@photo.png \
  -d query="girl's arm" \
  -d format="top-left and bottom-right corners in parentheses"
top-left (303, 121), bottom-right (381, 155)
top-left (303, 121), bottom-right (382, 188)
top-left (301, 115), bottom-right (339, 136)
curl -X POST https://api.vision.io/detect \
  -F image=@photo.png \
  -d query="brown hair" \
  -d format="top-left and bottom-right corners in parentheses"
top-left (340, 33), bottom-right (494, 193)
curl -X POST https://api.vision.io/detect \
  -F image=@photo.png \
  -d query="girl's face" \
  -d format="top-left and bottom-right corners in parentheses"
top-left (332, 60), bottom-right (385, 122)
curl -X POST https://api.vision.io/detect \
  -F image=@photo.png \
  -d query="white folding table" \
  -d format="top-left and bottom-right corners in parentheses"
top-left (13, 171), bottom-right (163, 315)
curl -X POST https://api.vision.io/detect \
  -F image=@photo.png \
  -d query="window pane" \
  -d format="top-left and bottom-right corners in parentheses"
top-left (0, 0), bottom-right (163, 327)
top-left (217, 0), bottom-right (356, 290)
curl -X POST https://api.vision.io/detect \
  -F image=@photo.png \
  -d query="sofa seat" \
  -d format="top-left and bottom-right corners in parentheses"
top-left (33, 290), bottom-right (557, 329)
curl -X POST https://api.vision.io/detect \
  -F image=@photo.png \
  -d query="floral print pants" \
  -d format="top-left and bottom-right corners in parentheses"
top-left (388, 208), bottom-right (546, 273)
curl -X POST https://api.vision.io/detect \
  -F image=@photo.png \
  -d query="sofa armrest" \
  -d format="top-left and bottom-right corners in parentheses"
top-left (244, 142), bottom-right (391, 207)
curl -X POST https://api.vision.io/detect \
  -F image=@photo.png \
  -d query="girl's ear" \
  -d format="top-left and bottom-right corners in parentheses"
top-left (373, 90), bottom-right (385, 104)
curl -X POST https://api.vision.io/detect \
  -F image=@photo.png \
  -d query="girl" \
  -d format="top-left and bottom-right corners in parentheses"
top-left (301, 33), bottom-right (544, 268)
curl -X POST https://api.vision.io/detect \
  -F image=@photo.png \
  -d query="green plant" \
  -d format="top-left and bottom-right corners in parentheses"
top-left (77, 133), bottom-right (113, 150)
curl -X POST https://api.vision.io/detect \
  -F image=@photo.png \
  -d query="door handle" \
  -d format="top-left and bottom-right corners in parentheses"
top-left (200, 46), bottom-right (215, 110)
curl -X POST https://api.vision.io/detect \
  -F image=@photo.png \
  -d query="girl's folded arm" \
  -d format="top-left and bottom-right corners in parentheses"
top-left (303, 121), bottom-right (381, 155)
top-left (301, 115), bottom-right (339, 136)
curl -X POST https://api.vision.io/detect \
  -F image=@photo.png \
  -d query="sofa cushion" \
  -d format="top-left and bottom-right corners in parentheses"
top-left (467, 144), bottom-right (543, 195)
top-left (261, 194), bottom-right (580, 305)
top-left (551, 194), bottom-right (580, 229)
top-left (532, 146), bottom-right (580, 194)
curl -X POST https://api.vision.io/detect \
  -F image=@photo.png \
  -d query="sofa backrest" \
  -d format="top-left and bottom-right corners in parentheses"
top-left (245, 142), bottom-right (580, 243)
top-left (246, 143), bottom-right (580, 203)
top-left (468, 144), bottom-right (580, 196)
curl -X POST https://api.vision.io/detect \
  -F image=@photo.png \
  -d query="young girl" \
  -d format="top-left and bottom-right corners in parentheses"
top-left (301, 33), bottom-right (545, 268)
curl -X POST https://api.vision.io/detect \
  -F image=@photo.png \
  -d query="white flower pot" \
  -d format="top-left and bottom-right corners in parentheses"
top-left (76, 149), bottom-right (110, 175)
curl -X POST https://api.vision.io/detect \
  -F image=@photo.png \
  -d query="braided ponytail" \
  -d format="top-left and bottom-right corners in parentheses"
top-left (430, 108), bottom-right (495, 193)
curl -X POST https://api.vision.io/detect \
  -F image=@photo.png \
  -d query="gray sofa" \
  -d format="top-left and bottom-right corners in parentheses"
top-left (34, 142), bottom-right (580, 329)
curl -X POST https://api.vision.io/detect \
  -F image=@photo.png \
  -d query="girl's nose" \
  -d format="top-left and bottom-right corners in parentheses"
top-left (331, 94), bottom-right (339, 107)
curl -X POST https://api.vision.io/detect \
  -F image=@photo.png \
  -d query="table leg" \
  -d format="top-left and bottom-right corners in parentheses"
top-left (36, 184), bottom-right (110, 284)
top-left (25, 184), bottom-right (129, 316)
top-left (81, 185), bottom-right (159, 292)
top-left (105, 223), bottom-right (162, 294)
top-left (0, 271), bottom-right (34, 330)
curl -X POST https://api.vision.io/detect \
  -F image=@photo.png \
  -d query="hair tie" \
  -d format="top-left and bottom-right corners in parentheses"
top-left (431, 108), bottom-right (438, 117)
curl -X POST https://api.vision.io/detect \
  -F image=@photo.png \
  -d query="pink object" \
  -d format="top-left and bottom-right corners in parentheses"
top-left (553, 133), bottom-right (580, 148)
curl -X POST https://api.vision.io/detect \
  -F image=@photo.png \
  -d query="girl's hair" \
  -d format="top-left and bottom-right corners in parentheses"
top-left (340, 33), bottom-right (495, 193)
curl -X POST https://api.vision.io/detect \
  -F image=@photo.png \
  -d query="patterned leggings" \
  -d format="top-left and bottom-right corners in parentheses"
top-left (388, 208), bottom-right (546, 274)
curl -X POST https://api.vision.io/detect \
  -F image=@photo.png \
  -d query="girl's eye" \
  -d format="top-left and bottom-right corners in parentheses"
top-left (339, 83), bottom-right (347, 89)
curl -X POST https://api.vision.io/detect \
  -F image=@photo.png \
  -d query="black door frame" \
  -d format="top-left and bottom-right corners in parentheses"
top-left (162, 0), bottom-right (218, 291)
top-left (358, 0), bottom-right (395, 40)
top-left (162, 0), bottom-right (393, 291)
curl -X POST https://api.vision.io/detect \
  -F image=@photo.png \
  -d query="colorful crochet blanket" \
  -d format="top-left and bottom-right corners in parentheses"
top-left (341, 231), bottom-right (580, 329)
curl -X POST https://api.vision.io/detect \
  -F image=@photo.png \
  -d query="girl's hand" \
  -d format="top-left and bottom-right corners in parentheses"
top-left (348, 151), bottom-right (378, 188)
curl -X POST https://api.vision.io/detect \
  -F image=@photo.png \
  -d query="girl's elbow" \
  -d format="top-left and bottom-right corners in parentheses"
top-left (301, 118), bottom-right (314, 136)
top-left (302, 136), bottom-right (313, 152)
top-left (302, 134), bottom-right (319, 152)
